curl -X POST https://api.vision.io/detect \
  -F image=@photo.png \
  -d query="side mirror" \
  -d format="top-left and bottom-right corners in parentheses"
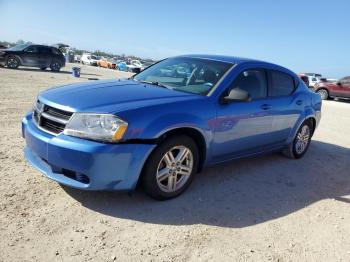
top-left (221, 88), bottom-right (251, 104)
top-left (337, 81), bottom-right (342, 86)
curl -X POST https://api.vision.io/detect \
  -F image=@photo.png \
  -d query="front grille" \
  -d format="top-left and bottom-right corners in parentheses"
top-left (45, 106), bottom-right (72, 120)
top-left (41, 117), bottom-right (66, 133)
top-left (33, 101), bottom-right (73, 135)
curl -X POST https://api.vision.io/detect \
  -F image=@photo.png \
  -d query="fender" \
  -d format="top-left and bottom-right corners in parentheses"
top-left (143, 112), bottom-right (213, 160)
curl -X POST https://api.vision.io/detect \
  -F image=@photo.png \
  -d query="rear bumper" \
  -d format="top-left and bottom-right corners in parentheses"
top-left (22, 112), bottom-right (156, 191)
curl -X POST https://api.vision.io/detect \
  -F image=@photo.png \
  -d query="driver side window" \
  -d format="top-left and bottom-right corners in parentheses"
top-left (24, 46), bottom-right (38, 53)
top-left (227, 69), bottom-right (267, 100)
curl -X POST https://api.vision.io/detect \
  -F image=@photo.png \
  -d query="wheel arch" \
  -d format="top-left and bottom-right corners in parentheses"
top-left (156, 127), bottom-right (207, 172)
top-left (286, 113), bottom-right (317, 146)
top-left (6, 54), bottom-right (23, 65)
top-left (139, 126), bottom-right (208, 177)
top-left (306, 116), bottom-right (316, 135)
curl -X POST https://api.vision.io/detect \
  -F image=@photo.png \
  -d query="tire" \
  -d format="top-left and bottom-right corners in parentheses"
top-left (50, 61), bottom-right (61, 72)
top-left (317, 88), bottom-right (329, 100)
top-left (142, 135), bottom-right (199, 200)
top-left (6, 56), bottom-right (20, 69)
top-left (283, 120), bottom-right (313, 159)
top-left (40, 67), bottom-right (47, 71)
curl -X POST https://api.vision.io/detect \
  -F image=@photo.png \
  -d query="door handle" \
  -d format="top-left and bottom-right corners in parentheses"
top-left (296, 100), bottom-right (303, 105)
top-left (260, 104), bottom-right (272, 110)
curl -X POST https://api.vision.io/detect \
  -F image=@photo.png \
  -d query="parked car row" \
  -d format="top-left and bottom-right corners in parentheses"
top-left (77, 53), bottom-right (154, 73)
top-left (0, 43), bottom-right (155, 74)
top-left (298, 72), bottom-right (350, 100)
top-left (313, 76), bottom-right (350, 100)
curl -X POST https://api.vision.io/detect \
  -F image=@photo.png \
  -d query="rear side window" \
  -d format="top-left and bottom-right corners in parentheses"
top-left (51, 48), bottom-right (61, 55)
top-left (227, 69), bottom-right (267, 100)
top-left (39, 46), bottom-right (52, 54)
top-left (269, 70), bottom-right (295, 97)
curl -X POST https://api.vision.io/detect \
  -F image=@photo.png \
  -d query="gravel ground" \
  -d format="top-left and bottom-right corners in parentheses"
top-left (0, 64), bottom-right (349, 262)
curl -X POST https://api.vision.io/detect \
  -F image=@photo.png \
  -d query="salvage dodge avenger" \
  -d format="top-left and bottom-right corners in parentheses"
top-left (22, 55), bottom-right (322, 200)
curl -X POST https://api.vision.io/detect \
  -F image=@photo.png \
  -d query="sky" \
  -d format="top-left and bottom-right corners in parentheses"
top-left (0, 0), bottom-right (349, 78)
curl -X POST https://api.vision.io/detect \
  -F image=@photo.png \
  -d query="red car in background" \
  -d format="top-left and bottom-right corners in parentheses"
top-left (314, 76), bottom-right (350, 100)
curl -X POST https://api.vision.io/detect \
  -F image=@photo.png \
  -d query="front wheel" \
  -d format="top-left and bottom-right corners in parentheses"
top-left (6, 56), bottom-right (20, 69)
top-left (283, 120), bottom-right (313, 159)
top-left (142, 135), bottom-right (199, 200)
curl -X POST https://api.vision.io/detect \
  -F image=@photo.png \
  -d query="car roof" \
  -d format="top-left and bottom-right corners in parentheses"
top-left (175, 54), bottom-right (296, 76)
top-left (177, 54), bottom-right (255, 64)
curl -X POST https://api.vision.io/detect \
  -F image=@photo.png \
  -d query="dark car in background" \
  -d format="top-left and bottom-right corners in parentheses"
top-left (0, 44), bottom-right (65, 71)
top-left (313, 76), bottom-right (350, 100)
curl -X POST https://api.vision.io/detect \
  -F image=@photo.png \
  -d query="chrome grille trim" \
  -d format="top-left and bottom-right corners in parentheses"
top-left (41, 112), bottom-right (69, 125)
top-left (32, 100), bottom-right (73, 135)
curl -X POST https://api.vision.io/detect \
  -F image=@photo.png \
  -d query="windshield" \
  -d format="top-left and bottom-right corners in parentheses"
top-left (134, 57), bottom-right (232, 95)
top-left (9, 43), bottom-right (30, 51)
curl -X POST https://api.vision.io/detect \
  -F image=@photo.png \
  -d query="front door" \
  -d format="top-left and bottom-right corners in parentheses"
top-left (22, 45), bottom-right (40, 66)
top-left (266, 70), bottom-right (304, 143)
top-left (335, 78), bottom-right (350, 98)
top-left (212, 68), bottom-right (277, 162)
top-left (38, 46), bottom-right (52, 67)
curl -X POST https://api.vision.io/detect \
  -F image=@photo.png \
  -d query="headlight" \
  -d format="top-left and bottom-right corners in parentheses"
top-left (0, 51), bottom-right (5, 56)
top-left (63, 113), bottom-right (128, 142)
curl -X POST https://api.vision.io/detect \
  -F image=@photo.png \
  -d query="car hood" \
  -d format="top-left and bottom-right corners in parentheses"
top-left (38, 79), bottom-right (197, 113)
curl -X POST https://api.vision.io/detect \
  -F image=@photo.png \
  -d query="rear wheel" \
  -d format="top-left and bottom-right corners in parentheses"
top-left (142, 135), bottom-right (199, 200)
top-left (50, 61), bottom-right (61, 72)
top-left (317, 89), bottom-right (329, 100)
top-left (6, 56), bottom-right (20, 69)
top-left (283, 120), bottom-right (313, 159)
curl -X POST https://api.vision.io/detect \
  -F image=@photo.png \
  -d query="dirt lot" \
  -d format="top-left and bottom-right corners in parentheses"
top-left (0, 64), bottom-right (349, 262)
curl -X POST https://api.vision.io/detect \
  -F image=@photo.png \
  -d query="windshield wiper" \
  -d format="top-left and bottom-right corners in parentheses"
top-left (138, 80), bottom-right (170, 89)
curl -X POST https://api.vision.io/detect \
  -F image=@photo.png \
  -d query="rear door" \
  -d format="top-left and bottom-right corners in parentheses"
top-left (38, 46), bottom-right (52, 67)
top-left (265, 70), bottom-right (303, 143)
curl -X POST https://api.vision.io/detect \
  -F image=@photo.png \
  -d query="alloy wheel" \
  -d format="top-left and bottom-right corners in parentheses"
top-left (7, 57), bottom-right (19, 68)
top-left (156, 146), bottom-right (193, 193)
top-left (295, 125), bottom-right (310, 154)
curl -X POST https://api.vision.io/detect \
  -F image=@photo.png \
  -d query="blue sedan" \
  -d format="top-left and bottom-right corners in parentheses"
top-left (22, 55), bottom-right (322, 200)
